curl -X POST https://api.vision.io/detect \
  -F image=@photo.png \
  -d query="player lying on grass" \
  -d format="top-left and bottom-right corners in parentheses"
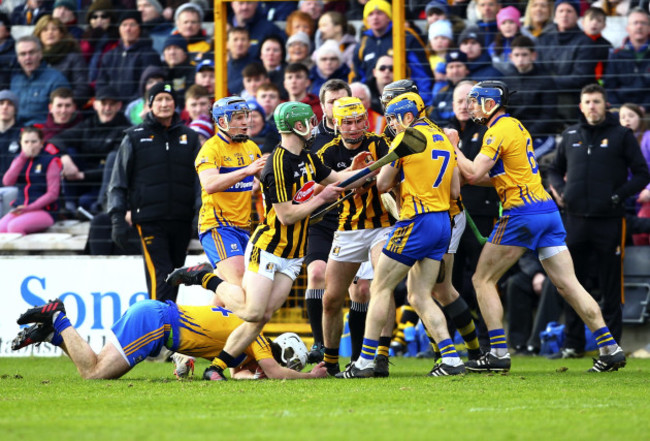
top-left (12, 295), bottom-right (327, 380)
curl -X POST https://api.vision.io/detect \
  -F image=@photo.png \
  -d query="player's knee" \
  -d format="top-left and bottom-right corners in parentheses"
top-left (307, 262), bottom-right (327, 287)
top-left (322, 292), bottom-right (344, 314)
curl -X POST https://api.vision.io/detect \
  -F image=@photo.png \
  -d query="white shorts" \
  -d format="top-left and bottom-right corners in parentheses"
top-left (329, 227), bottom-right (392, 263)
top-left (244, 242), bottom-right (304, 281)
top-left (354, 260), bottom-right (374, 281)
top-left (447, 211), bottom-right (466, 254)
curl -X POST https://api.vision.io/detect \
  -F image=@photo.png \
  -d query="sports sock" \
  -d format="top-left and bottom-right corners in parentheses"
top-left (349, 301), bottom-right (368, 361)
top-left (53, 311), bottom-right (72, 334)
top-left (393, 305), bottom-right (419, 346)
top-left (442, 297), bottom-right (481, 357)
top-left (377, 336), bottom-right (391, 358)
top-left (202, 273), bottom-right (223, 292)
top-left (323, 346), bottom-right (339, 367)
top-left (50, 330), bottom-right (62, 346)
top-left (438, 338), bottom-right (462, 367)
top-left (488, 328), bottom-right (508, 357)
top-left (305, 289), bottom-right (324, 344)
top-left (593, 327), bottom-right (619, 355)
top-left (212, 350), bottom-right (234, 370)
top-left (359, 338), bottom-right (378, 361)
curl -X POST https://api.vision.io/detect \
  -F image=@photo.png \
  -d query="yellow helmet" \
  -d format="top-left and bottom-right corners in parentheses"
top-left (332, 97), bottom-right (368, 143)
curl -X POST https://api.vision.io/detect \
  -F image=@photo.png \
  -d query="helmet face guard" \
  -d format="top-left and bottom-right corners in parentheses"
top-left (333, 97), bottom-right (368, 144)
top-left (385, 92), bottom-right (425, 132)
top-left (467, 81), bottom-right (509, 125)
top-left (212, 96), bottom-right (251, 142)
top-left (274, 102), bottom-right (317, 147)
top-left (381, 79), bottom-right (418, 111)
top-left (273, 332), bottom-right (308, 371)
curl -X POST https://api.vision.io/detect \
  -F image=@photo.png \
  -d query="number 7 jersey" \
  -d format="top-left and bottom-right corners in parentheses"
top-left (480, 114), bottom-right (555, 215)
top-left (392, 119), bottom-right (457, 221)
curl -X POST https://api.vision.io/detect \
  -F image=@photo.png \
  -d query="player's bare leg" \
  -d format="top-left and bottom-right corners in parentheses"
top-left (59, 329), bottom-right (130, 379)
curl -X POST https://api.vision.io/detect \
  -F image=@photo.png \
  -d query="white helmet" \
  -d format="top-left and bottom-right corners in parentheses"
top-left (273, 332), bottom-right (308, 371)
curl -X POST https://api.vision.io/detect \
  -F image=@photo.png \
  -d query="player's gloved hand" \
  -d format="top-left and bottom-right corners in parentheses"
top-left (111, 213), bottom-right (130, 250)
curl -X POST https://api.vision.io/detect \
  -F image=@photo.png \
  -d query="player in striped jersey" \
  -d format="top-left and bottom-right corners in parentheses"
top-left (339, 92), bottom-right (466, 378)
top-left (316, 97), bottom-right (397, 376)
top-left (13, 296), bottom-right (327, 380)
top-left (195, 97), bottom-right (266, 289)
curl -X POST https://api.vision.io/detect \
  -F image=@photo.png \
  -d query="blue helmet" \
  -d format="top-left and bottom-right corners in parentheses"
top-left (467, 81), bottom-right (510, 124)
top-left (212, 96), bottom-right (251, 141)
top-left (385, 92), bottom-right (425, 130)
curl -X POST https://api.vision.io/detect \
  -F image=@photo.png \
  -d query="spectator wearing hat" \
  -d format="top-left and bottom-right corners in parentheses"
top-left (10, 35), bottom-right (70, 125)
top-left (124, 65), bottom-right (166, 125)
top-left (457, 25), bottom-right (503, 82)
top-left (425, 0), bottom-right (466, 36)
top-left (0, 89), bottom-right (19, 216)
top-left (431, 50), bottom-right (470, 125)
top-left (605, 8), bottom-right (650, 112)
top-left (286, 31), bottom-right (313, 69)
top-left (0, 12), bottom-right (16, 90)
top-left (245, 98), bottom-right (269, 149)
top-left (137, 0), bottom-right (174, 54)
top-left (284, 62), bottom-right (322, 122)
top-left (428, 19), bottom-right (453, 77)
top-left (96, 11), bottom-right (161, 103)
top-left (536, 0), bottom-right (599, 122)
top-left (162, 34), bottom-right (194, 108)
top-left (501, 35), bottom-right (558, 157)
top-left (51, 0), bottom-right (83, 40)
top-left (11, 0), bottom-right (49, 25)
top-left (489, 6), bottom-right (523, 73)
top-left (195, 58), bottom-right (215, 94)
top-left (230, 1), bottom-right (283, 58)
top-left (108, 82), bottom-right (200, 301)
top-left (33, 15), bottom-right (91, 108)
top-left (49, 85), bottom-right (131, 214)
top-left (227, 26), bottom-right (255, 97)
top-left (352, 0), bottom-right (434, 107)
top-left (188, 114), bottom-right (214, 145)
top-left (315, 11), bottom-right (357, 70)
top-left (309, 39), bottom-right (350, 97)
top-left (80, 0), bottom-right (118, 86)
top-left (172, 2), bottom-right (210, 59)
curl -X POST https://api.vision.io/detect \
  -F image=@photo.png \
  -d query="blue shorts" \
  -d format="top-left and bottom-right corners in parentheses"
top-left (489, 210), bottom-right (566, 250)
top-left (382, 212), bottom-right (451, 266)
top-left (200, 226), bottom-right (250, 267)
top-left (110, 300), bottom-right (170, 367)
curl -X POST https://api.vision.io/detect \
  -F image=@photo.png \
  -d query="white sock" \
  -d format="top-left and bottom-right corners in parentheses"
top-left (600, 344), bottom-right (619, 356)
top-left (355, 357), bottom-right (373, 370)
top-left (442, 356), bottom-right (462, 367)
top-left (52, 311), bottom-right (61, 325)
top-left (491, 348), bottom-right (509, 358)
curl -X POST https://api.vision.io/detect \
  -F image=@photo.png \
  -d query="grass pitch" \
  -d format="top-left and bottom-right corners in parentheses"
top-left (1, 356), bottom-right (648, 441)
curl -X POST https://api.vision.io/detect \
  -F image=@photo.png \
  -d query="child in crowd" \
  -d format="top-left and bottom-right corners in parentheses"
top-left (427, 19), bottom-right (453, 80)
top-left (489, 6), bottom-right (522, 73)
top-left (0, 126), bottom-right (61, 235)
top-left (581, 7), bottom-right (612, 84)
top-left (619, 103), bottom-right (650, 245)
top-left (240, 62), bottom-right (270, 100)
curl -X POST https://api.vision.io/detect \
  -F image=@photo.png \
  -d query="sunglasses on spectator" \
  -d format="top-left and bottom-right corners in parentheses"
top-left (377, 65), bottom-right (393, 72)
top-left (90, 13), bottom-right (110, 20)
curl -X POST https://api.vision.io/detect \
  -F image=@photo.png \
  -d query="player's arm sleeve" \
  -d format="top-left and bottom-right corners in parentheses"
top-left (195, 143), bottom-right (220, 173)
top-left (311, 151), bottom-right (333, 183)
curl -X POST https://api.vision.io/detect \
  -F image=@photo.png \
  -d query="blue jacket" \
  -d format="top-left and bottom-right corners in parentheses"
top-left (10, 62), bottom-right (70, 126)
top-left (309, 63), bottom-right (351, 97)
top-left (352, 24), bottom-right (434, 107)
top-left (605, 39), bottom-right (650, 111)
top-left (466, 51), bottom-right (503, 82)
top-left (0, 37), bottom-right (16, 90)
top-left (96, 39), bottom-right (161, 103)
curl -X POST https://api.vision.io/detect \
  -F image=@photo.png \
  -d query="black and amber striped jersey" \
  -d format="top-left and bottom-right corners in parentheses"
top-left (317, 133), bottom-right (396, 231)
top-left (250, 146), bottom-right (332, 258)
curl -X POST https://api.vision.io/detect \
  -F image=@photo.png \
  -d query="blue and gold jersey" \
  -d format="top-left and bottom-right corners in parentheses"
top-left (195, 133), bottom-right (262, 232)
top-left (392, 119), bottom-right (457, 220)
top-left (169, 303), bottom-right (273, 366)
top-left (317, 133), bottom-right (396, 231)
top-left (251, 146), bottom-right (332, 258)
top-left (480, 115), bottom-right (555, 215)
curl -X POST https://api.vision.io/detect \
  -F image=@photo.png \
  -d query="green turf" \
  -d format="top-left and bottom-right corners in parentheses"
top-left (1, 356), bottom-right (648, 441)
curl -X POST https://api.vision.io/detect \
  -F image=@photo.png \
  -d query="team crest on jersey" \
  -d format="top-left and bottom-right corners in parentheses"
top-left (332, 246), bottom-right (341, 256)
top-left (486, 135), bottom-right (494, 145)
top-left (600, 139), bottom-right (608, 148)
top-left (471, 133), bottom-right (479, 141)
top-left (231, 243), bottom-right (239, 251)
top-left (266, 263), bottom-right (275, 271)
top-left (249, 154), bottom-right (255, 160)
top-left (179, 134), bottom-right (188, 144)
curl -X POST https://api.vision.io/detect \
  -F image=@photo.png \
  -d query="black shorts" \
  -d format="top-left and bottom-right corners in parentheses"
top-left (304, 223), bottom-right (335, 268)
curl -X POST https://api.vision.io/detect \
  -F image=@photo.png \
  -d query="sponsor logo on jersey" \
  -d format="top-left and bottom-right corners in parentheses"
top-left (293, 180), bottom-right (316, 203)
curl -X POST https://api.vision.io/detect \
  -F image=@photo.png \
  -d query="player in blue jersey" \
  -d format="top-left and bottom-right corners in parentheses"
top-left (454, 81), bottom-right (626, 373)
